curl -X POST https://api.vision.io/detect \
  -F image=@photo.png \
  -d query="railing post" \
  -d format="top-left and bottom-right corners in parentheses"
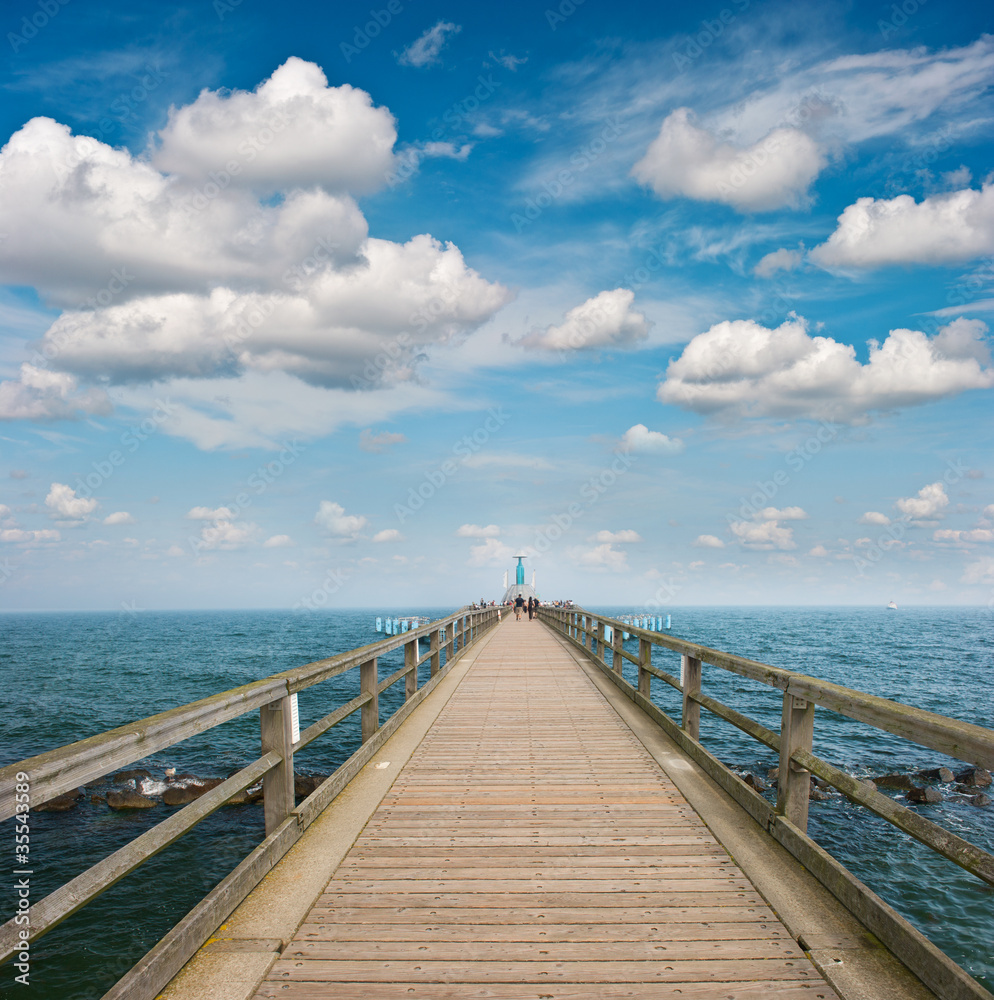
top-left (612, 623), bottom-right (623, 674)
top-left (681, 655), bottom-right (702, 740)
top-left (445, 622), bottom-right (455, 662)
top-left (430, 628), bottom-right (441, 675)
top-left (404, 638), bottom-right (418, 701)
top-left (597, 621), bottom-right (607, 663)
top-left (360, 657), bottom-right (379, 742)
top-left (638, 637), bottom-right (651, 698)
top-left (778, 690), bottom-right (815, 831)
top-left (260, 693), bottom-right (295, 836)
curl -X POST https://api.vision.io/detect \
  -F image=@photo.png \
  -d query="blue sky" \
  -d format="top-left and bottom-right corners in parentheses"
top-left (1, 0), bottom-right (993, 610)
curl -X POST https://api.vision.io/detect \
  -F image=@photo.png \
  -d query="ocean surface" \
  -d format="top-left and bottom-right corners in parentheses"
top-left (0, 605), bottom-right (991, 998)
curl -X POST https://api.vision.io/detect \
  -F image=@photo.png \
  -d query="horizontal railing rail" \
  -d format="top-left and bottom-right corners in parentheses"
top-left (539, 605), bottom-right (994, 1000)
top-left (0, 604), bottom-right (500, 999)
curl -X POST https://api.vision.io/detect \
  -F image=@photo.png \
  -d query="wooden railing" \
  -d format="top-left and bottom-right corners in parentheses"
top-left (539, 605), bottom-right (994, 1000)
top-left (0, 605), bottom-right (500, 1000)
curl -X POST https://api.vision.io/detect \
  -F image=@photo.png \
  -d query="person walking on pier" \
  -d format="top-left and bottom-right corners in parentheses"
top-left (527, 596), bottom-right (535, 620)
top-left (514, 594), bottom-right (524, 620)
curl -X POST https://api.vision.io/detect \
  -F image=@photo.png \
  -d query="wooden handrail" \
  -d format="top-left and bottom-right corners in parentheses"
top-left (538, 604), bottom-right (994, 1000)
top-left (0, 605), bottom-right (501, 986)
top-left (544, 607), bottom-right (994, 767)
top-left (538, 606), bottom-right (994, 885)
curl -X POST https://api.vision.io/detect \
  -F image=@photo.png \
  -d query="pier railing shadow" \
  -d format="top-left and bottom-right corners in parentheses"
top-left (540, 605), bottom-right (994, 1000)
top-left (0, 605), bottom-right (500, 1000)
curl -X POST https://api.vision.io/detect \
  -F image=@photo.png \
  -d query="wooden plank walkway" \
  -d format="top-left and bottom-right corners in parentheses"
top-left (254, 618), bottom-right (840, 1000)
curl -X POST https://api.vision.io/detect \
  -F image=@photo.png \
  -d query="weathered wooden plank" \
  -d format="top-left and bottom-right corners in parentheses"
top-left (326, 876), bottom-right (753, 892)
top-left (338, 864), bottom-right (734, 877)
top-left (254, 983), bottom-right (832, 1000)
top-left (286, 939), bottom-right (807, 960)
top-left (304, 905), bottom-right (780, 924)
top-left (265, 958), bottom-right (822, 983)
top-left (316, 891), bottom-right (768, 908)
top-left (296, 921), bottom-right (791, 942)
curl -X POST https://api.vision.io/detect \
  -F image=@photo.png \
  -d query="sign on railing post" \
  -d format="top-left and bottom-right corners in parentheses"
top-left (778, 691), bottom-right (814, 830)
top-left (260, 694), bottom-right (295, 836)
top-left (404, 639), bottom-right (418, 701)
top-left (360, 657), bottom-right (379, 742)
top-left (681, 655), bottom-right (702, 741)
top-left (638, 637), bottom-right (652, 698)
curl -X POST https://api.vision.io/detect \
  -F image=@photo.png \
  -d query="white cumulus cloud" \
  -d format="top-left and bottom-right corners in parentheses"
top-left (659, 315), bottom-right (994, 422)
top-left (632, 108), bottom-right (826, 213)
top-left (457, 523), bottom-right (501, 538)
top-left (372, 528), bottom-right (404, 543)
top-left (620, 424), bottom-right (683, 454)
top-left (810, 185), bottom-right (994, 269)
top-left (187, 506), bottom-right (235, 520)
top-left (754, 506), bottom-right (808, 521)
top-left (0, 364), bottom-right (110, 421)
top-left (730, 519), bottom-right (796, 550)
top-left (263, 534), bottom-right (293, 548)
top-left (0, 59), bottom-right (511, 437)
top-left (0, 528), bottom-right (60, 543)
top-left (103, 511), bottom-right (135, 525)
top-left (153, 57), bottom-right (398, 195)
top-left (859, 511), bottom-right (891, 525)
top-left (517, 289), bottom-right (649, 352)
top-left (693, 534), bottom-right (725, 549)
top-left (934, 528), bottom-right (994, 543)
top-left (590, 529), bottom-right (642, 543)
top-left (895, 482), bottom-right (948, 521)
top-left (197, 519), bottom-right (256, 550)
top-left (315, 500), bottom-right (368, 538)
top-left (569, 543), bottom-right (629, 572)
top-left (46, 483), bottom-right (98, 521)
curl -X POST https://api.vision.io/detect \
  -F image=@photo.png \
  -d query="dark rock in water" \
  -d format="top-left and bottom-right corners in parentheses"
top-left (227, 786), bottom-right (264, 806)
top-left (906, 786), bottom-right (943, 804)
top-left (767, 766), bottom-right (779, 783)
top-left (970, 793), bottom-right (991, 807)
top-left (294, 775), bottom-right (328, 797)
top-left (35, 790), bottom-right (83, 812)
top-left (954, 767), bottom-right (992, 788)
top-left (742, 774), bottom-right (767, 792)
top-left (107, 790), bottom-right (157, 809)
top-left (812, 777), bottom-right (833, 790)
top-left (873, 773), bottom-right (919, 791)
top-left (163, 778), bottom-right (224, 806)
top-left (90, 794), bottom-right (106, 805)
top-left (915, 767), bottom-right (954, 784)
top-left (809, 788), bottom-right (831, 801)
top-left (112, 768), bottom-right (152, 785)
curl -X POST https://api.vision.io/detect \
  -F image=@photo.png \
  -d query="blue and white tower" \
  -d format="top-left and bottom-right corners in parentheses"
top-left (500, 554), bottom-right (539, 603)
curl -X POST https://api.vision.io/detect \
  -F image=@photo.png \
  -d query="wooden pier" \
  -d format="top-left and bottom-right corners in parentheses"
top-left (3, 605), bottom-right (992, 1000)
top-left (253, 618), bottom-right (831, 999)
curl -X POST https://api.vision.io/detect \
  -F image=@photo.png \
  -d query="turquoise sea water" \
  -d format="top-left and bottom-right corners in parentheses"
top-left (0, 605), bottom-right (992, 998)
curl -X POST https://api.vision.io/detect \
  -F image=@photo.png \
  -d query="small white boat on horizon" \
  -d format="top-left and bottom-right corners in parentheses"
top-left (887, 600), bottom-right (898, 610)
